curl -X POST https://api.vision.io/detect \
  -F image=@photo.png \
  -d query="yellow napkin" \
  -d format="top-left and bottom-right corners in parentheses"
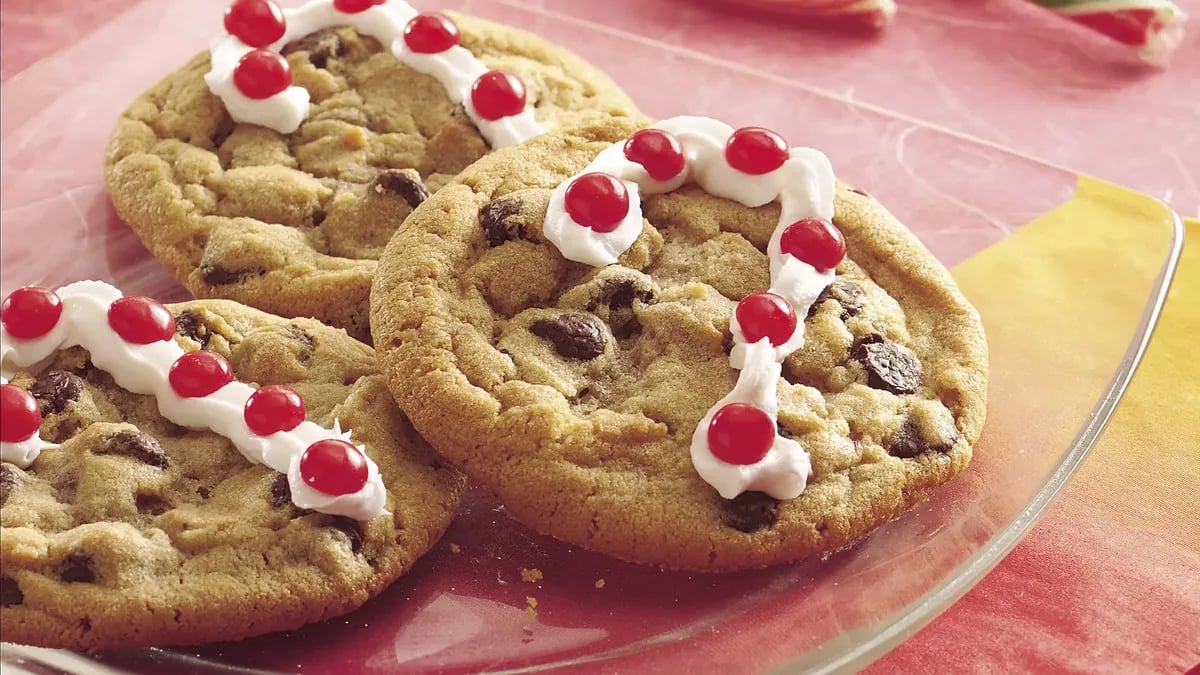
top-left (871, 179), bottom-right (1200, 672)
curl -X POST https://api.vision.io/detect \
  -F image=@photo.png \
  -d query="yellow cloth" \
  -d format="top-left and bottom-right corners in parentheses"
top-left (872, 178), bottom-right (1200, 672)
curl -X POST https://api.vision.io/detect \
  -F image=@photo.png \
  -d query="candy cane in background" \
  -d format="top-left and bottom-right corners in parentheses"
top-left (1026, 0), bottom-right (1188, 61)
top-left (724, 0), bottom-right (898, 29)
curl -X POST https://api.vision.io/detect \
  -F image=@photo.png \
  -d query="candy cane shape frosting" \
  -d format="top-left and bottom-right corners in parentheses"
top-left (541, 116), bottom-right (843, 500)
top-left (208, 0), bottom-right (542, 146)
top-left (0, 281), bottom-right (387, 520)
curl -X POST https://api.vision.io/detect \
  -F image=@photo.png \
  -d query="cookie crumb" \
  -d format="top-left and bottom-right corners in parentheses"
top-left (520, 567), bottom-right (543, 583)
top-left (524, 596), bottom-right (538, 617)
top-left (594, 578), bottom-right (605, 589)
top-left (449, 543), bottom-right (461, 554)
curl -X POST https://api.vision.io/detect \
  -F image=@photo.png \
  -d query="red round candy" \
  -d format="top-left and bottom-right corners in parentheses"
top-left (244, 385), bottom-right (306, 436)
top-left (169, 351), bottom-right (234, 398)
top-left (725, 127), bottom-right (789, 175)
top-left (564, 173), bottom-right (630, 233)
top-left (0, 384), bottom-right (41, 443)
top-left (735, 292), bottom-right (797, 347)
top-left (470, 70), bottom-right (527, 121)
top-left (333, 0), bottom-right (387, 14)
top-left (624, 129), bottom-right (686, 182)
top-left (707, 403), bottom-right (775, 465)
top-left (779, 217), bottom-right (846, 271)
top-left (233, 49), bottom-right (292, 100)
top-left (107, 296), bottom-right (176, 345)
top-left (1, 287), bottom-right (63, 340)
top-left (224, 0), bottom-right (286, 48)
top-left (300, 439), bottom-right (369, 496)
top-left (403, 12), bottom-right (460, 54)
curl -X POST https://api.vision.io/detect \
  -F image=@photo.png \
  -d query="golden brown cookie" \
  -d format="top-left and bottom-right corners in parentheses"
top-left (105, 5), bottom-right (641, 341)
top-left (0, 283), bottom-right (464, 648)
top-left (369, 116), bottom-right (987, 571)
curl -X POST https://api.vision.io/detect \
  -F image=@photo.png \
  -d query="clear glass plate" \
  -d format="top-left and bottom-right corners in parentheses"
top-left (0, 0), bottom-right (1183, 672)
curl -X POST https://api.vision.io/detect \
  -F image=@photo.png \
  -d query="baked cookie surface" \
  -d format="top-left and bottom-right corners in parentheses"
top-left (0, 287), bottom-right (464, 649)
top-left (105, 7), bottom-right (640, 341)
top-left (370, 116), bottom-right (987, 571)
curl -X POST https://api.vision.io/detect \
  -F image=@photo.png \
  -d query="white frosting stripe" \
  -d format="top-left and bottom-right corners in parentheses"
top-left (0, 281), bottom-right (387, 520)
top-left (541, 116), bottom-right (839, 500)
top-left (205, 0), bottom-right (543, 147)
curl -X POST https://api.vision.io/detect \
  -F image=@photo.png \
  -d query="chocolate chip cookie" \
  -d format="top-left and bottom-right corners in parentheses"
top-left (105, 3), bottom-right (640, 342)
top-left (0, 285), bottom-right (464, 649)
top-left (369, 116), bottom-right (987, 571)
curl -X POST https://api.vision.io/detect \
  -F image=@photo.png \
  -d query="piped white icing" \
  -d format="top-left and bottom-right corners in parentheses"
top-left (205, 0), bottom-right (543, 146)
top-left (0, 281), bottom-right (387, 520)
top-left (541, 116), bottom-right (838, 500)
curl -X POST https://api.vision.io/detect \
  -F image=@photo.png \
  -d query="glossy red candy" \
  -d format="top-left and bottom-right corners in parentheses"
top-left (623, 129), bottom-right (686, 181)
top-left (169, 351), bottom-right (234, 398)
top-left (1, 287), bottom-right (63, 340)
top-left (403, 12), bottom-right (461, 54)
top-left (564, 173), bottom-right (630, 233)
top-left (779, 217), bottom-right (846, 271)
top-left (108, 296), bottom-right (175, 344)
top-left (725, 127), bottom-right (789, 175)
top-left (470, 70), bottom-right (527, 121)
top-left (224, 0), bottom-right (286, 48)
top-left (300, 439), bottom-right (369, 495)
top-left (233, 49), bottom-right (292, 100)
top-left (333, 0), bottom-right (387, 13)
top-left (707, 403), bottom-right (775, 465)
top-left (735, 292), bottom-right (797, 347)
top-left (244, 385), bottom-right (306, 436)
top-left (0, 384), bottom-right (41, 443)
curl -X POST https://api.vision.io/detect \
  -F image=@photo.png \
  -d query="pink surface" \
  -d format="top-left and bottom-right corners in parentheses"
top-left (0, 0), bottom-right (1191, 672)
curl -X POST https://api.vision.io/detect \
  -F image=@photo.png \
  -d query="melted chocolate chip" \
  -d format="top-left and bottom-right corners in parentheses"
top-left (100, 431), bottom-right (169, 468)
top-left (174, 310), bottom-right (211, 347)
top-left (328, 517), bottom-right (364, 554)
top-left (721, 492), bottom-right (782, 533)
top-left (0, 463), bottom-right (21, 507)
top-left (604, 279), bottom-right (656, 310)
top-left (282, 28), bottom-right (345, 69)
top-left (531, 314), bottom-right (606, 360)
top-left (200, 264), bottom-right (263, 286)
top-left (887, 418), bottom-right (959, 458)
top-left (136, 494), bottom-right (171, 516)
top-left (808, 280), bottom-right (865, 320)
top-left (480, 197), bottom-right (523, 247)
top-left (60, 554), bottom-right (96, 583)
top-left (30, 370), bottom-right (84, 415)
top-left (0, 577), bottom-right (22, 606)
top-left (270, 473), bottom-right (293, 508)
top-left (854, 338), bottom-right (922, 394)
top-left (197, 486), bottom-right (212, 500)
top-left (371, 170), bottom-right (430, 209)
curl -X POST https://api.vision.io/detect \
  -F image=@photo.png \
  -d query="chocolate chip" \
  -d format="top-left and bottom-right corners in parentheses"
top-left (480, 196), bottom-right (523, 247)
top-left (854, 338), bottom-right (922, 394)
top-left (136, 494), bottom-right (171, 516)
top-left (0, 464), bottom-right (21, 507)
top-left (270, 473), bottom-right (292, 508)
top-left (370, 170), bottom-right (430, 209)
top-left (282, 28), bottom-right (345, 69)
top-left (531, 314), bottom-right (606, 360)
top-left (887, 418), bottom-right (959, 458)
top-left (201, 264), bottom-right (263, 286)
top-left (29, 370), bottom-right (84, 415)
top-left (197, 486), bottom-right (212, 500)
top-left (312, 209), bottom-right (328, 227)
top-left (594, 279), bottom-right (657, 339)
top-left (0, 577), bottom-right (22, 606)
top-left (174, 310), bottom-right (211, 347)
top-left (720, 492), bottom-right (782, 533)
top-left (808, 280), bottom-right (864, 320)
top-left (849, 187), bottom-right (872, 198)
top-left (99, 430), bottom-right (169, 469)
top-left (61, 554), bottom-right (96, 583)
top-left (328, 517), bottom-right (364, 554)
